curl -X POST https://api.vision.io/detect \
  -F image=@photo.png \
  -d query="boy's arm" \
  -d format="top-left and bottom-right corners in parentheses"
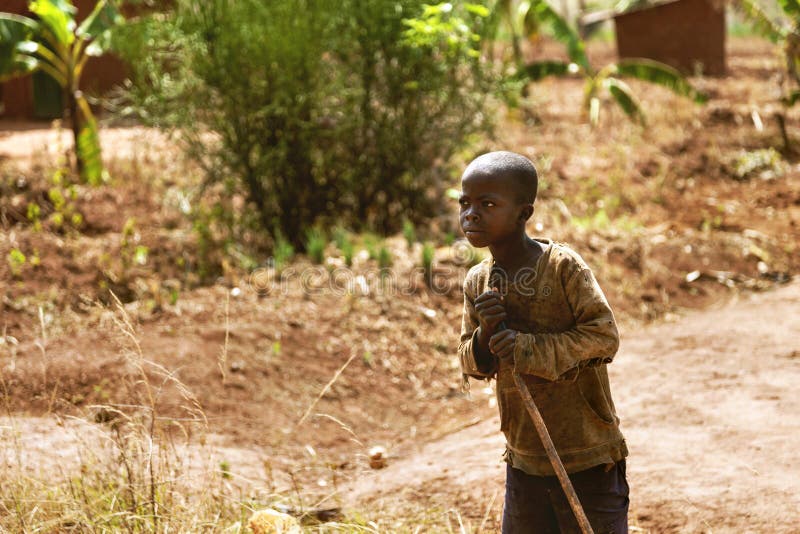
top-left (458, 281), bottom-right (498, 379)
top-left (512, 266), bottom-right (619, 381)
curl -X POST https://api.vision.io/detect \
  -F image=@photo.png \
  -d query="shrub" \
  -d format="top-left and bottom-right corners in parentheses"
top-left (121, 0), bottom-right (495, 252)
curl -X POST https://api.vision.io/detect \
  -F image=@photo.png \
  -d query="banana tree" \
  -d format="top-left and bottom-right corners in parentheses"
top-left (733, 0), bottom-right (799, 149)
top-left (516, 0), bottom-right (707, 126)
top-left (0, 0), bottom-right (122, 184)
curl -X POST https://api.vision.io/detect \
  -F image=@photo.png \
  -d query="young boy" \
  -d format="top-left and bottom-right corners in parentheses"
top-left (457, 151), bottom-right (629, 533)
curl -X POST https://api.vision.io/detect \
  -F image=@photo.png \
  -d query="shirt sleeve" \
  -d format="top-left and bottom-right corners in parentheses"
top-left (512, 266), bottom-right (619, 381)
top-left (458, 277), bottom-right (497, 380)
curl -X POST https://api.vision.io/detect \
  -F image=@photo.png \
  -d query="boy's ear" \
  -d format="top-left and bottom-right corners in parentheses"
top-left (518, 204), bottom-right (534, 222)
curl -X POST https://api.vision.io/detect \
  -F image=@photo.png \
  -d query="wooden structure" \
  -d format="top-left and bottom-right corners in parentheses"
top-left (613, 0), bottom-right (726, 76)
top-left (0, 0), bottom-right (128, 120)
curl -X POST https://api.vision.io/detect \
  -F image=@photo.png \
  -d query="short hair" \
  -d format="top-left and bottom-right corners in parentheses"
top-left (462, 151), bottom-right (538, 204)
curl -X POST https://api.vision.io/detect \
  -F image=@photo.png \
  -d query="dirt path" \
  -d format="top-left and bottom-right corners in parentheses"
top-left (347, 281), bottom-right (800, 533)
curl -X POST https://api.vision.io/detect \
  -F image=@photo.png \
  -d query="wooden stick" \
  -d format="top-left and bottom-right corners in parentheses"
top-left (512, 371), bottom-right (595, 534)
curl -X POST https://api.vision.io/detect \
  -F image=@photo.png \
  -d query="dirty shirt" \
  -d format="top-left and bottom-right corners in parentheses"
top-left (458, 239), bottom-right (628, 476)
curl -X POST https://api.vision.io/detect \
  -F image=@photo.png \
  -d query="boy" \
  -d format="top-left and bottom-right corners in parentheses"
top-left (457, 151), bottom-right (629, 533)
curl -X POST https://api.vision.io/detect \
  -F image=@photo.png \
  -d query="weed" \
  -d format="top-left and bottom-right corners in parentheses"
top-left (422, 242), bottom-right (435, 287)
top-left (273, 232), bottom-right (295, 273)
top-left (402, 219), bottom-right (417, 248)
top-left (333, 225), bottom-right (350, 250)
top-left (7, 248), bottom-right (26, 278)
top-left (378, 246), bottom-right (392, 271)
top-left (341, 239), bottom-right (355, 267)
top-left (363, 233), bottom-right (380, 261)
top-left (26, 202), bottom-right (42, 231)
top-left (305, 227), bottom-right (327, 264)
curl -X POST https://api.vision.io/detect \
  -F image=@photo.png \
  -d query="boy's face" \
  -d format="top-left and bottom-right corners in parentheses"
top-left (459, 171), bottom-right (530, 248)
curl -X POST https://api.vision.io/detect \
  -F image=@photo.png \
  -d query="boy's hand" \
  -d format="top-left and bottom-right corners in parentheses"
top-left (489, 329), bottom-right (517, 359)
top-left (474, 290), bottom-right (507, 341)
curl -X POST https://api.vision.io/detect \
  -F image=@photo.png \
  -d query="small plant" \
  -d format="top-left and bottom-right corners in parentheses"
top-left (378, 245), bottom-right (393, 271)
top-left (332, 225), bottom-right (350, 250)
top-left (7, 248), bottom-right (26, 277)
top-left (402, 219), bottom-right (417, 248)
top-left (422, 242), bottom-right (435, 287)
top-left (363, 233), bottom-right (380, 261)
top-left (120, 217), bottom-right (139, 273)
top-left (272, 232), bottom-right (295, 273)
top-left (26, 202), bottom-right (41, 231)
top-left (341, 239), bottom-right (355, 267)
top-left (305, 227), bottom-right (327, 264)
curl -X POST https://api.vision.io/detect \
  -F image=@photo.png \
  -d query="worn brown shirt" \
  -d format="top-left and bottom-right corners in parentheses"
top-left (458, 239), bottom-right (628, 476)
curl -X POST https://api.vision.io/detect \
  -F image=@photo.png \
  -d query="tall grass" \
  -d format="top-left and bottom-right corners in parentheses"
top-left (0, 295), bottom-right (403, 532)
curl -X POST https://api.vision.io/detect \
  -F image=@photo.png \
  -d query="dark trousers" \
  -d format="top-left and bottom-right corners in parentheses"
top-left (502, 460), bottom-right (629, 534)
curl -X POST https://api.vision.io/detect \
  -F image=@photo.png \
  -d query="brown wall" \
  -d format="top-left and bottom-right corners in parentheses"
top-left (1, 0), bottom-right (129, 120)
top-left (614, 0), bottom-right (726, 76)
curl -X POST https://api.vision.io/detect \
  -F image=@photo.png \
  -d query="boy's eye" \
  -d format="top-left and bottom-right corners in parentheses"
top-left (483, 201), bottom-right (495, 207)
top-left (459, 199), bottom-right (469, 207)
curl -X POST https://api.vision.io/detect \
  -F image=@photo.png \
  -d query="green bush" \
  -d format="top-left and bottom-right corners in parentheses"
top-left (121, 0), bottom-right (495, 253)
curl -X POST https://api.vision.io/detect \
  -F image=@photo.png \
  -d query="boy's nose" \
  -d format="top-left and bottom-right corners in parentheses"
top-left (465, 210), bottom-right (480, 222)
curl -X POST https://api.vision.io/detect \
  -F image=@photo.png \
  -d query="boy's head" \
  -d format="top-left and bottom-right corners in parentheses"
top-left (459, 151), bottom-right (539, 248)
top-left (461, 151), bottom-right (538, 204)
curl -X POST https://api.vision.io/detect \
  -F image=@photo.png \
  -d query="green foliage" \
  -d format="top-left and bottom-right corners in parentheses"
top-left (363, 233), bottom-right (381, 261)
top-left (333, 226), bottom-right (355, 266)
top-left (7, 248), bottom-right (26, 277)
top-left (26, 202), bottom-right (42, 231)
top-left (121, 0), bottom-right (495, 252)
top-left (377, 245), bottom-right (393, 271)
top-left (518, 60), bottom-right (575, 81)
top-left (0, 0), bottom-right (121, 183)
top-left (421, 242), bottom-right (435, 286)
top-left (402, 219), bottom-right (417, 248)
top-left (514, 0), bottom-right (705, 125)
top-left (613, 60), bottom-right (708, 103)
top-left (272, 233), bottom-right (295, 274)
top-left (305, 227), bottom-right (327, 265)
top-left (525, 0), bottom-right (590, 71)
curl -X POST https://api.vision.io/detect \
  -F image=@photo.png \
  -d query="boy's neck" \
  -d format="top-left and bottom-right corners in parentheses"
top-left (489, 233), bottom-right (543, 273)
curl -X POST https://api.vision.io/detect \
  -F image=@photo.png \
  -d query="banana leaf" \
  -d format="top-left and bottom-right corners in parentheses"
top-left (604, 76), bottom-right (644, 124)
top-left (77, 0), bottom-right (123, 54)
top-left (614, 58), bottom-right (708, 103)
top-left (525, 0), bottom-right (590, 72)
top-left (29, 0), bottom-right (77, 48)
top-left (0, 14), bottom-right (38, 80)
top-left (733, 0), bottom-right (785, 43)
top-left (518, 60), bottom-right (574, 81)
top-left (777, 0), bottom-right (800, 19)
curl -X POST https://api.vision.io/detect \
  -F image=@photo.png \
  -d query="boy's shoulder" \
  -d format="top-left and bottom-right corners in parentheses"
top-left (461, 240), bottom-right (595, 297)
top-left (547, 240), bottom-right (591, 272)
